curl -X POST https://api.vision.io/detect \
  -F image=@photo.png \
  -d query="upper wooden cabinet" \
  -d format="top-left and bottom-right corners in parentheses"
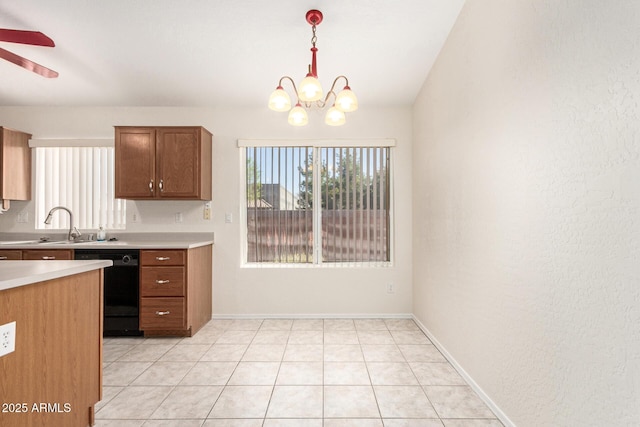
top-left (0, 127), bottom-right (32, 202)
top-left (114, 126), bottom-right (212, 200)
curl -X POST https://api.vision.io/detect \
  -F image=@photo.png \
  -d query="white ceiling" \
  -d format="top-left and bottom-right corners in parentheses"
top-left (0, 0), bottom-right (464, 108)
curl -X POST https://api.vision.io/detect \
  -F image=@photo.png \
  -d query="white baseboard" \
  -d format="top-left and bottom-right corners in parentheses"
top-left (412, 315), bottom-right (516, 427)
top-left (211, 313), bottom-right (413, 320)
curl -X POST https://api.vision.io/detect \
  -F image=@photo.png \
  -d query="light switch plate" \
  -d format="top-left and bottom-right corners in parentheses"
top-left (0, 321), bottom-right (16, 357)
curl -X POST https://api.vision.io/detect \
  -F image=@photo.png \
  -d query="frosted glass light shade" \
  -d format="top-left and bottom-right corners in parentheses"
top-left (335, 88), bottom-right (358, 112)
top-left (288, 105), bottom-right (309, 126)
top-left (325, 106), bottom-right (346, 126)
top-left (298, 75), bottom-right (323, 102)
top-left (268, 87), bottom-right (292, 112)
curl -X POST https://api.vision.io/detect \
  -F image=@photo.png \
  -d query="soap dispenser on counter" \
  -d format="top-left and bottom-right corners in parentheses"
top-left (97, 226), bottom-right (106, 241)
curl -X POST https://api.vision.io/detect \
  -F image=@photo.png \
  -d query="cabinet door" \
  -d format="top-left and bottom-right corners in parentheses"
top-left (0, 250), bottom-right (22, 260)
top-left (0, 127), bottom-right (32, 201)
top-left (156, 128), bottom-right (201, 198)
top-left (22, 249), bottom-right (73, 260)
top-left (115, 127), bottom-right (156, 199)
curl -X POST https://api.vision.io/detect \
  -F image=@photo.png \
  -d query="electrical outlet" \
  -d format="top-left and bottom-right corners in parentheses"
top-left (0, 321), bottom-right (16, 357)
top-left (225, 213), bottom-right (233, 223)
top-left (131, 212), bottom-right (139, 223)
top-left (203, 201), bottom-right (211, 220)
top-left (386, 283), bottom-right (396, 294)
top-left (17, 212), bottom-right (28, 223)
top-left (175, 212), bottom-right (183, 223)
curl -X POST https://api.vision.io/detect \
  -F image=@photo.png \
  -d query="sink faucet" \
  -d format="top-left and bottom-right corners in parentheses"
top-left (44, 206), bottom-right (82, 241)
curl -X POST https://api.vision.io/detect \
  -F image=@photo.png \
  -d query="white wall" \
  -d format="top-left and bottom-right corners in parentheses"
top-left (0, 105), bottom-right (413, 316)
top-left (412, 1), bottom-right (640, 426)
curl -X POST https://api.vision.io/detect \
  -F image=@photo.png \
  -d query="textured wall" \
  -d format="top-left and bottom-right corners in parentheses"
top-left (412, 1), bottom-right (640, 425)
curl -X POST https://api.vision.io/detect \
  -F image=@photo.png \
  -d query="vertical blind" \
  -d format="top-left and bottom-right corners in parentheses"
top-left (245, 145), bottom-right (390, 265)
top-left (320, 147), bottom-right (390, 263)
top-left (35, 147), bottom-right (126, 230)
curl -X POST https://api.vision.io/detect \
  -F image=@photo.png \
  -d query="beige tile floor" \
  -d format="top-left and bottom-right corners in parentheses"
top-left (95, 318), bottom-right (504, 427)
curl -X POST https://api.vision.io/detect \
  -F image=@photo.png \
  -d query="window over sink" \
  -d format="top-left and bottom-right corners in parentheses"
top-left (34, 146), bottom-right (126, 230)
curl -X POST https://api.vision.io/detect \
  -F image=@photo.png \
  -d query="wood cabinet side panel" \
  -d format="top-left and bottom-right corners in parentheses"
top-left (0, 270), bottom-right (102, 427)
top-left (200, 128), bottom-right (212, 201)
top-left (187, 244), bottom-right (213, 335)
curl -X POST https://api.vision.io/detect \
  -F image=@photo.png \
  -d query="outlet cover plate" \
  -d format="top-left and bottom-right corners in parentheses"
top-left (0, 321), bottom-right (16, 357)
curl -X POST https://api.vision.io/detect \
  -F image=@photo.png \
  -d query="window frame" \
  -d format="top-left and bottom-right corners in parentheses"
top-left (239, 139), bottom-right (395, 268)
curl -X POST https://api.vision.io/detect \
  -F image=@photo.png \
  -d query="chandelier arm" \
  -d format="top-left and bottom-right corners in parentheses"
top-left (318, 90), bottom-right (337, 109)
top-left (278, 75), bottom-right (301, 102)
top-left (328, 75), bottom-right (350, 93)
top-left (319, 75), bottom-right (350, 107)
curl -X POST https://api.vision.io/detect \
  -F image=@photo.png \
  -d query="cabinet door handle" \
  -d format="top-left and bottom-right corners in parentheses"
top-left (155, 256), bottom-right (171, 261)
top-left (42, 256), bottom-right (56, 260)
top-left (0, 256), bottom-right (7, 260)
top-left (155, 279), bottom-right (170, 284)
top-left (155, 311), bottom-right (170, 316)
top-left (159, 179), bottom-right (164, 192)
top-left (149, 179), bottom-right (154, 193)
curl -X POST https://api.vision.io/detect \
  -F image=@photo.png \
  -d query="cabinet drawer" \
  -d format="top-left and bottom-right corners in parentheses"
top-left (0, 250), bottom-right (22, 260)
top-left (140, 266), bottom-right (185, 297)
top-left (22, 249), bottom-right (73, 260)
top-left (140, 297), bottom-right (185, 329)
top-left (141, 250), bottom-right (185, 266)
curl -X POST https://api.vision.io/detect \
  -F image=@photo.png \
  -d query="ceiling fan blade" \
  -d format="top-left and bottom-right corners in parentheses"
top-left (0, 29), bottom-right (55, 47)
top-left (0, 47), bottom-right (58, 78)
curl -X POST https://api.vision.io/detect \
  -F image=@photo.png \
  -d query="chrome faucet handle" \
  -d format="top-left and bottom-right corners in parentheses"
top-left (70, 227), bottom-right (82, 241)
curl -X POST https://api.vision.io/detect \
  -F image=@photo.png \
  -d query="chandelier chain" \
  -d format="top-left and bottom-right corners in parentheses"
top-left (311, 24), bottom-right (317, 47)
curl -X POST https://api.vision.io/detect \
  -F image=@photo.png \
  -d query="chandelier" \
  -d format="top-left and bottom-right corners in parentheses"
top-left (268, 10), bottom-right (358, 127)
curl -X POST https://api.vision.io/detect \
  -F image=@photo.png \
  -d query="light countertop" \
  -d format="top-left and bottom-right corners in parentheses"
top-left (0, 260), bottom-right (113, 292)
top-left (0, 232), bottom-right (214, 250)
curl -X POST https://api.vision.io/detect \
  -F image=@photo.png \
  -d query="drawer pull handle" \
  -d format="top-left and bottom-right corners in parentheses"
top-left (155, 256), bottom-right (171, 261)
top-left (155, 279), bottom-right (170, 284)
top-left (42, 256), bottom-right (56, 260)
top-left (155, 311), bottom-right (170, 316)
top-left (0, 256), bottom-right (7, 260)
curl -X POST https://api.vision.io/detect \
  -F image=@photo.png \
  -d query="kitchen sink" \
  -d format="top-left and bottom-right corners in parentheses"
top-left (37, 240), bottom-right (98, 245)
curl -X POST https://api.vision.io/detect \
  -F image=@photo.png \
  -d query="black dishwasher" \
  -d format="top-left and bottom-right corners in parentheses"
top-left (75, 249), bottom-right (142, 336)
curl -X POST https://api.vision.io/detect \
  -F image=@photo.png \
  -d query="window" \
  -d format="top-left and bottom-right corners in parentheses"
top-left (241, 141), bottom-right (393, 266)
top-left (35, 146), bottom-right (126, 230)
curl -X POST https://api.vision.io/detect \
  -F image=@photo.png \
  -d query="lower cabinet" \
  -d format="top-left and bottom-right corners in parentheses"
top-left (22, 249), bottom-right (73, 260)
top-left (139, 245), bottom-right (212, 336)
top-left (0, 249), bottom-right (73, 260)
top-left (140, 297), bottom-right (186, 329)
top-left (0, 250), bottom-right (22, 260)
